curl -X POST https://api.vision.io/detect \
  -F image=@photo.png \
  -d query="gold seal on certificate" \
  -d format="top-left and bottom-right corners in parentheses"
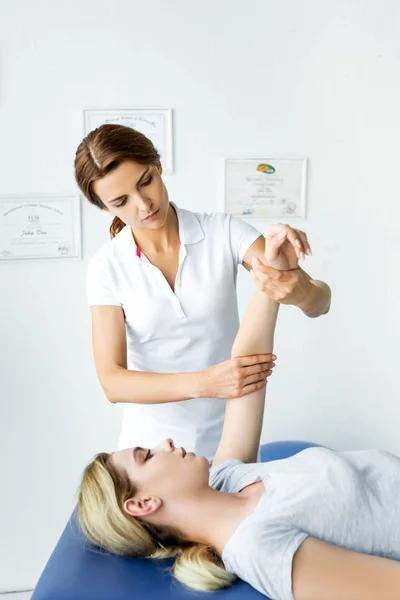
top-left (225, 158), bottom-right (307, 218)
top-left (0, 196), bottom-right (81, 261)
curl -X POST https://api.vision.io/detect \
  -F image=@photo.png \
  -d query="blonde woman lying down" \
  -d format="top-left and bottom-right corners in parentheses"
top-left (78, 229), bottom-right (400, 600)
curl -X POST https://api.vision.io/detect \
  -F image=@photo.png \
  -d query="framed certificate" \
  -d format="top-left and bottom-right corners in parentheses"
top-left (83, 107), bottom-right (174, 173)
top-left (0, 196), bottom-right (81, 261)
top-left (225, 158), bottom-right (307, 218)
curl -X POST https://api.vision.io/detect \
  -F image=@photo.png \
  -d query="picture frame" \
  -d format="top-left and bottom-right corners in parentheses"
top-left (225, 158), bottom-right (307, 218)
top-left (0, 195), bottom-right (81, 261)
top-left (83, 107), bottom-right (174, 173)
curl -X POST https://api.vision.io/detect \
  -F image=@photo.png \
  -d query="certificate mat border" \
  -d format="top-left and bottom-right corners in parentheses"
top-left (0, 194), bottom-right (82, 262)
top-left (82, 107), bottom-right (174, 173)
top-left (224, 157), bottom-right (307, 219)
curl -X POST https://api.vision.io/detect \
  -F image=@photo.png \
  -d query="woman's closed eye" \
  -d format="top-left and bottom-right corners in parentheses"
top-left (115, 197), bottom-right (128, 208)
top-left (141, 176), bottom-right (153, 187)
top-left (114, 177), bottom-right (152, 207)
top-left (145, 449), bottom-right (153, 462)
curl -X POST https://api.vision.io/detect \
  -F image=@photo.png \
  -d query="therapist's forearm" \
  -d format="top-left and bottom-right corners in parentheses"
top-left (101, 368), bottom-right (202, 404)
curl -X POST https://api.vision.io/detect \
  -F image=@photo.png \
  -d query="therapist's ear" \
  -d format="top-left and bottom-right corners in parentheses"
top-left (124, 496), bottom-right (162, 518)
top-left (156, 161), bottom-right (163, 176)
top-left (102, 206), bottom-right (110, 213)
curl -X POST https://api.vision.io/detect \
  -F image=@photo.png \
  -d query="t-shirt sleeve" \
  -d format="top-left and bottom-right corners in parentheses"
top-left (227, 526), bottom-right (309, 600)
top-left (208, 459), bottom-right (244, 492)
top-left (220, 213), bottom-right (262, 265)
top-left (87, 254), bottom-right (122, 307)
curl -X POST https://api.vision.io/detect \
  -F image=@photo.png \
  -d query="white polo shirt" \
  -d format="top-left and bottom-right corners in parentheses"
top-left (87, 203), bottom-right (261, 460)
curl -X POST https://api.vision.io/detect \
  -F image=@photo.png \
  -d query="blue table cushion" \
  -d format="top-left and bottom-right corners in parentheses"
top-left (32, 440), bottom-right (319, 600)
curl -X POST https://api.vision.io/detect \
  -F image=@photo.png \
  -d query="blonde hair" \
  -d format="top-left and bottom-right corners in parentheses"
top-left (78, 453), bottom-right (236, 592)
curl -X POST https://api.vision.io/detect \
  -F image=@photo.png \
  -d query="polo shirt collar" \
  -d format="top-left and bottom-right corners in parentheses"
top-left (171, 202), bottom-right (204, 246)
top-left (113, 202), bottom-right (204, 264)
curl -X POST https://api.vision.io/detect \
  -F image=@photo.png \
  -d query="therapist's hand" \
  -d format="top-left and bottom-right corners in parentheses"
top-left (251, 224), bottom-right (313, 308)
top-left (251, 262), bottom-right (314, 307)
top-left (198, 353), bottom-right (276, 399)
top-left (251, 225), bottom-right (330, 317)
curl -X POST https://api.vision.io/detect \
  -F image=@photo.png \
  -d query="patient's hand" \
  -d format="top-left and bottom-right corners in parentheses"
top-left (251, 225), bottom-right (313, 307)
top-left (264, 224), bottom-right (311, 271)
top-left (251, 226), bottom-right (329, 316)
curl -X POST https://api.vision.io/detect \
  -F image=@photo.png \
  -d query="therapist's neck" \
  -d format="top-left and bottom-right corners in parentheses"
top-left (132, 203), bottom-right (179, 254)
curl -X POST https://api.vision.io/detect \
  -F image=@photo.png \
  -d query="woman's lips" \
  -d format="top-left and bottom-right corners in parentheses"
top-left (143, 208), bottom-right (160, 221)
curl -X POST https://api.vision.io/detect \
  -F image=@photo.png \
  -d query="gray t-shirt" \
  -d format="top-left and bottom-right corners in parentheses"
top-left (209, 447), bottom-right (400, 600)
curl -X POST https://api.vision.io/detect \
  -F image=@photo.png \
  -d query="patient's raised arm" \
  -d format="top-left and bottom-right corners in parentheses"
top-left (212, 289), bottom-right (279, 467)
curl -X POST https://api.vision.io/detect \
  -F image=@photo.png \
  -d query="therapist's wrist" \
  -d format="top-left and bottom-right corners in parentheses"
top-left (191, 370), bottom-right (209, 399)
top-left (298, 278), bottom-right (331, 318)
top-left (165, 371), bottom-right (204, 401)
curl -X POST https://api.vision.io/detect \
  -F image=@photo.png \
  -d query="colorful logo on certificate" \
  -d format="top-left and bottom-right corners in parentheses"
top-left (256, 163), bottom-right (275, 174)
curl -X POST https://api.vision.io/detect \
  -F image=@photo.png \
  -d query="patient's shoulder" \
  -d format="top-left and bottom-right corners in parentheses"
top-left (209, 459), bottom-right (243, 492)
top-left (209, 459), bottom-right (262, 493)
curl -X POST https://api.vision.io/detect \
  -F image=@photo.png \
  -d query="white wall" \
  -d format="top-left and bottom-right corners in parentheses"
top-left (1, 0), bottom-right (400, 591)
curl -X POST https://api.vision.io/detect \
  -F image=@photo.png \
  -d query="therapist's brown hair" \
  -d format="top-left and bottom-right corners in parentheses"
top-left (74, 124), bottom-right (161, 239)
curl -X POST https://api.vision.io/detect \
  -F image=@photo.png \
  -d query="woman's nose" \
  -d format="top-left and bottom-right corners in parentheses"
top-left (163, 438), bottom-right (175, 452)
top-left (135, 194), bottom-right (152, 211)
top-left (153, 438), bottom-right (175, 453)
